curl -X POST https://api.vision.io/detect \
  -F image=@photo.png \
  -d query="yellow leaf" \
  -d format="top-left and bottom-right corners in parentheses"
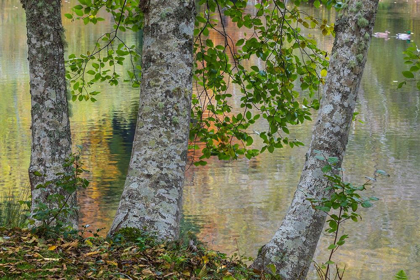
top-left (27, 237), bottom-right (37, 244)
top-left (84, 251), bottom-right (100, 257)
top-left (63, 240), bottom-right (78, 249)
top-left (48, 245), bottom-right (57, 251)
top-left (207, 251), bottom-right (217, 258)
top-left (142, 269), bottom-right (154, 276)
top-left (321, 69), bottom-right (328, 77)
top-left (106, 261), bottom-right (118, 266)
top-left (85, 239), bottom-right (93, 247)
top-left (198, 264), bottom-right (207, 278)
top-left (123, 246), bottom-right (134, 252)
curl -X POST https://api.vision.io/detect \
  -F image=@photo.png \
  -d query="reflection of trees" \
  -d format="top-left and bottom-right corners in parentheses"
top-left (109, 100), bottom-right (138, 175)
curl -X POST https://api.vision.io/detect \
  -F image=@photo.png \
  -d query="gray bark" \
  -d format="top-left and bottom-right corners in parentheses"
top-left (109, 0), bottom-right (196, 240)
top-left (21, 0), bottom-right (75, 227)
top-left (251, 0), bottom-right (379, 278)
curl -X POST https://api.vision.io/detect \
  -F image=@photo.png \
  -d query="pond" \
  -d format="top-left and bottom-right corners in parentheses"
top-left (1, 0), bottom-right (420, 278)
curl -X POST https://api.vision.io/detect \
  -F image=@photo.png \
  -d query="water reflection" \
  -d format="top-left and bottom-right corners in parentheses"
top-left (1, 0), bottom-right (420, 279)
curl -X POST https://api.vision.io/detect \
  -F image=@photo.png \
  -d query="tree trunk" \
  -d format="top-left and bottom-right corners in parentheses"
top-left (22, 0), bottom-right (75, 227)
top-left (251, 0), bottom-right (379, 278)
top-left (109, 0), bottom-right (196, 240)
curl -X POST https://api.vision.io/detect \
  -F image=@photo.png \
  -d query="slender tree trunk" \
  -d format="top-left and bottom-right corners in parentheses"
top-left (251, 0), bottom-right (379, 278)
top-left (109, 0), bottom-right (196, 240)
top-left (21, 0), bottom-right (75, 227)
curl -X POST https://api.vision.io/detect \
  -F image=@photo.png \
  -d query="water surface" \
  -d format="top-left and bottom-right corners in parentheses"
top-left (1, 1), bottom-right (420, 278)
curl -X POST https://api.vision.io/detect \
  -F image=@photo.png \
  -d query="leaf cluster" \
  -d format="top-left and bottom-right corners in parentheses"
top-left (65, 0), bottom-right (142, 102)
top-left (398, 43), bottom-right (420, 90)
top-left (191, 0), bottom-right (331, 163)
top-left (65, 0), bottom-right (334, 164)
top-left (0, 227), bottom-right (279, 279)
top-left (309, 151), bottom-right (384, 279)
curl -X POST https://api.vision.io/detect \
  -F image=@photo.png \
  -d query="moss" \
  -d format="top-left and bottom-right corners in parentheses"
top-left (355, 1), bottom-right (363, 10)
top-left (349, 59), bottom-right (356, 68)
top-left (357, 17), bottom-right (369, 28)
top-left (356, 54), bottom-right (364, 63)
top-left (364, 32), bottom-right (370, 40)
top-left (115, 227), bottom-right (148, 242)
top-left (358, 41), bottom-right (366, 51)
top-left (172, 116), bottom-right (179, 124)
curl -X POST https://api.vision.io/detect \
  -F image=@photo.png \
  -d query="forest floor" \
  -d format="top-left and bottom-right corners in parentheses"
top-left (0, 227), bottom-right (274, 280)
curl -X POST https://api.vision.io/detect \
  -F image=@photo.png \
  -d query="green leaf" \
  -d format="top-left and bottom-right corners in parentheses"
top-left (267, 264), bottom-right (277, 274)
top-left (322, 165), bottom-right (332, 173)
top-left (328, 244), bottom-right (338, 250)
top-left (398, 81), bottom-right (406, 89)
top-left (327, 157), bottom-right (339, 164)
top-left (361, 200), bottom-right (373, 208)
top-left (33, 171), bottom-right (43, 176)
top-left (74, 8), bottom-right (84, 17)
top-left (402, 71), bottom-right (414, 79)
top-left (64, 13), bottom-right (73, 19)
top-left (375, 169), bottom-right (389, 176)
top-left (236, 39), bottom-right (245, 46)
top-left (394, 270), bottom-right (408, 280)
top-left (194, 160), bottom-right (207, 166)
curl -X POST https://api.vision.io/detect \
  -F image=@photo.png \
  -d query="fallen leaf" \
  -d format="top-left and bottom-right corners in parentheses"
top-left (33, 253), bottom-right (43, 258)
top-left (106, 260), bottom-right (118, 266)
top-left (62, 240), bottom-right (78, 249)
top-left (26, 237), bottom-right (37, 244)
top-left (48, 245), bottom-right (57, 251)
top-left (142, 269), bottom-right (154, 276)
top-left (84, 251), bottom-right (100, 257)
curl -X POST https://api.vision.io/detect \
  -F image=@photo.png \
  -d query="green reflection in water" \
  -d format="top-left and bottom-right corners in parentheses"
top-left (1, 1), bottom-right (420, 279)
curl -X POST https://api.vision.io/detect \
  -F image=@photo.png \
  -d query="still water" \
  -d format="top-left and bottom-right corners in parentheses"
top-left (1, 0), bottom-right (420, 278)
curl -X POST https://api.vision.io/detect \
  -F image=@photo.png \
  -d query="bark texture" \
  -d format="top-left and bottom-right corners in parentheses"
top-left (22, 0), bottom-right (75, 227)
top-left (109, 0), bottom-right (196, 240)
top-left (251, 0), bottom-right (379, 278)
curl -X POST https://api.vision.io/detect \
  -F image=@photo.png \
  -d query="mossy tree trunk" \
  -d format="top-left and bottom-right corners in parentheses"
top-left (109, 0), bottom-right (196, 240)
top-left (251, 0), bottom-right (379, 278)
top-left (21, 0), bottom-right (75, 227)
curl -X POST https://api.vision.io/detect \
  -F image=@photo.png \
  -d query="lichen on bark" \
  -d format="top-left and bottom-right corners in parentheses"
top-left (109, 0), bottom-right (196, 240)
top-left (21, 0), bottom-right (75, 227)
top-left (251, 0), bottom-right (380, 278)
